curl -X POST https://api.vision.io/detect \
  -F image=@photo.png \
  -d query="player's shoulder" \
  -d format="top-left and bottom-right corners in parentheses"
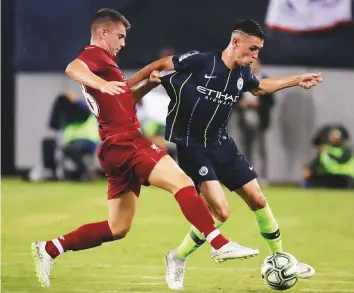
top-left (240, 65), bottom-right (254, 78)
top-left (176, 50), bottom-right (207, 62)
top-left (204, 51), bottom-right (220, 60)
top-left (172, 50), bottom-right (212, 72)
top-left (80, 45), bottom-right (103, 54)
top-left (78, 45), bottom-right (112, 61)
top-left (177, 50), bottom-right (216, 68)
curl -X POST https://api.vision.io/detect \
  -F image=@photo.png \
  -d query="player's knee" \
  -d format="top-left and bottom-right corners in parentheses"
top-left (108, 223), bottom-right (131, 240)
top-left (111, 227), bottom-right (131, 240)
top-left (171, 173), bottom-right (195, 194)
top-left (239, 181), bottom-right (267, 211)
top-left (213, 202), bottom-right (230, 222)
top-left (178, 173), bottom-right (195, 188)
top-left (249, 190), bottom-right (267, 211)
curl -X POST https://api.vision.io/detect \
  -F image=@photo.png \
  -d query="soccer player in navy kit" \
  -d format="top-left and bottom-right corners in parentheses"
top-left (129, 20), bottom-right (322, 289)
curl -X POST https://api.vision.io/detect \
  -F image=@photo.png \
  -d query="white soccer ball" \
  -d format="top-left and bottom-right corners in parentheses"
top-left (261, 252), bottom-right (299, 291)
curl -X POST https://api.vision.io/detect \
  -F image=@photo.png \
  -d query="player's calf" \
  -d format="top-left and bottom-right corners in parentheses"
top-left (148, 156), bottom-right (230, 251)
top-left (108, 224), bottom-right (131, 240)
top-left (200, 181), bottom-right (230, 222)
top-left (108, 195), bottom-right (137, 239)
top-left (236, 179), bottom-right (282, 254)
top-left (42, 220), bottom-right (114, 259)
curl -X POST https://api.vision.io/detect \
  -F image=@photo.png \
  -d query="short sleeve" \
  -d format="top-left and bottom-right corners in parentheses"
top-left (242, 66), bottom-right (260, 92)
top-left (76, 47), bottom-right (107, 72)
top-left (172, 51), bottom-right (207, 72)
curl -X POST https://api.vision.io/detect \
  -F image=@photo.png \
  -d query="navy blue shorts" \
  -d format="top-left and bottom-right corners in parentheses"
top-left (177, 139), bottom-right (258, 191)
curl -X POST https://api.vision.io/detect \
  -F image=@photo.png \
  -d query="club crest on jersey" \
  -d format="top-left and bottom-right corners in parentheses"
top-left (199, 166), bottom-right (209, 176)
top-left (237, 78), bottom-right (244, 90)
top-left (151, 144), bottom-right (162, 153)
top-left (179, 51), bottom-right (199, 62)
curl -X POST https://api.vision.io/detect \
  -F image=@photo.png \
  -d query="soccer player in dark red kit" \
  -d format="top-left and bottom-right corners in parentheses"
top-left (31, 8), bottom-right (255, 288)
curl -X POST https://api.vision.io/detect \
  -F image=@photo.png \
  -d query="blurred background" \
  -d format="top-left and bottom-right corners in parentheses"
top-left (1, 0), bottom-right (354, 187)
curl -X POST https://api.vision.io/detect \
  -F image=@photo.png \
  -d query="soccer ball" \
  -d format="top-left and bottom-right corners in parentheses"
top-left (261, 252), bottom-right (299, 290)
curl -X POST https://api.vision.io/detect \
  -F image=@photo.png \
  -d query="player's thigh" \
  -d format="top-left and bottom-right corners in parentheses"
top-left (148, 155), bottom-right (194, 194)
top-left (108, 189), bottom-right (139, 239)
top-left (215, 140), bottom-right (258, 191)
top-left (200, 180), bottom-right (230, 222)
top-left (177, 145), bottom-right (218, 191)
top-left (235, 179), bottom-right (266, 211)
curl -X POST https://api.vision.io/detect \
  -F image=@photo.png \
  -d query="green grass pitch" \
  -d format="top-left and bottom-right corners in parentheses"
top-left (2, 178), bottom-right (354, 293)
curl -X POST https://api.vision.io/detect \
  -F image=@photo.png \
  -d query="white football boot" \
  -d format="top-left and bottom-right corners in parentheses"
top-left (165, 242), bottom-right (259, 290)
top-left (31, 241), bottom-right (55, 287)
top-left (165, 249), bottom-right (186, 290)
top-left (211, 241), bottom-right (260, 263)
top-left (297, 262), bottom-right (316, 279)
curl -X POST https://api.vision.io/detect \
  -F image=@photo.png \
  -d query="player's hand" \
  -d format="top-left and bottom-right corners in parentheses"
top-left (100, 81), bottom-right (127, 95)
top-left (299, 73), bottom-right (323, 90)
top-left (148, 70), bottom-right (161, 85)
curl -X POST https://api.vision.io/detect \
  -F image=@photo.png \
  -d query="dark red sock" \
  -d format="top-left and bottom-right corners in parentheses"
top-left (45, 241), bottom-right (61, 259)
top-left (45, 220), bottom-right (114, 259)
top-left (174, 186), bottom-right (229, 249)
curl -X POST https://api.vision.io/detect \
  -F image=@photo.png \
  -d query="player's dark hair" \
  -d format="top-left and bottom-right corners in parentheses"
top-left (92, 8), bottom-right (131, 31)
top-left (232, 20), bottom-right (264, 39)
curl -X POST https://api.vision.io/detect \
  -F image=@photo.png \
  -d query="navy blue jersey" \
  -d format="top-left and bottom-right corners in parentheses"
top-left (161, 51), bottom-right (260, 147)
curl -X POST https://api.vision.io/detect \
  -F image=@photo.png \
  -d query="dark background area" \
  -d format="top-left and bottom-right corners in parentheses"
top-left (2, 0), bottom-right (354, 174)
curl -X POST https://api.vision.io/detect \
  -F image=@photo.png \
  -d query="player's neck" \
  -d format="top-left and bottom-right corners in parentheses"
top-left (90, 39), bottom-right (113, 56)
top-left (221, 48), bottom-right (240, 69)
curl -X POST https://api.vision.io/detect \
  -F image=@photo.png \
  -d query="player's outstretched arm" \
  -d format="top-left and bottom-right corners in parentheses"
top-left (250, 73), bottom-right (323, 96)
top-left (127, 56), bottom-right (174, 87)
top-left (131, 71), bottom-right (161, 103)
top-left (65, 59), bottom-right (126, 96)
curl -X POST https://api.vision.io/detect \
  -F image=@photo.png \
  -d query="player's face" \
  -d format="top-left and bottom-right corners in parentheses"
top-left (233, 36), bottom-right (263, 66)
top-left (103, 22), bottom-right (127, 56)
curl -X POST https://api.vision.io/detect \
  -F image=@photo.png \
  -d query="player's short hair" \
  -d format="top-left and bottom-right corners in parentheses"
top-left (232, 20), bottom-right (264, 39)
top-left (91, 8), bottom-right (131, 32)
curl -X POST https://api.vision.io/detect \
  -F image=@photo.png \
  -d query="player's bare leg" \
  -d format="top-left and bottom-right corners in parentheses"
top-left (148, 156), bottom-right (229, 255)
top-left (165, 180), bottom-right (259, 290)
top-left (174, 180), bottom-right (258, 258)
top-left (107, 191), bottom-right (138, 239)
top-left (235, 179), bottom-right (315, 279)
top-left (149, 155), bottom-right (252, 258)
top-left (202, 181), bottom-right (259, 260)
top-left (32, 190), bottom-right (138, 287)
top-left (201, 181), bottom-right (230, 222)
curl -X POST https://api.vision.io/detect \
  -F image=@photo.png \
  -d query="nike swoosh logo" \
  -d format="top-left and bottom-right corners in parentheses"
top-left (205, 74), bottom-right (217, 79)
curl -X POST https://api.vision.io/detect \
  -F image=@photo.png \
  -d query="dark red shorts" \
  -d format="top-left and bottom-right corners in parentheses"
top-left (97, 130), bottom-right (167, 199)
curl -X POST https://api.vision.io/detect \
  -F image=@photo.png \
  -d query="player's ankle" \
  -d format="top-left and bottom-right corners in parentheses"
top-left (210, 235), bottom-right (229, 250)
top-left (206, 230), bottom-right (229, 250)
top-left (45, 239), bottom-right (64, 259)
